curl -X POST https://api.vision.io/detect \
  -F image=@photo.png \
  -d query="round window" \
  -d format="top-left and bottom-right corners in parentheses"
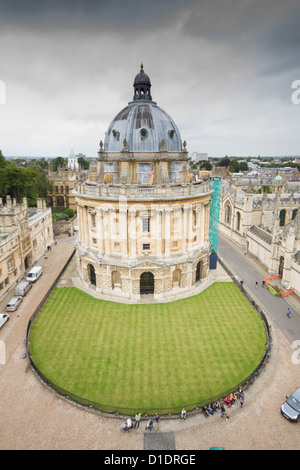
top-left (140, 128), bottom-right (148, 139)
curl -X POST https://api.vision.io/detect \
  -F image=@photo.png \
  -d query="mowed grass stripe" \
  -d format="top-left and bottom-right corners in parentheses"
top-left (29, 283), bottom-right (266, 410)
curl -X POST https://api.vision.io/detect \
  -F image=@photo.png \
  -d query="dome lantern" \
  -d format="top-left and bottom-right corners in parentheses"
top-left (133, 63), bottom-right (152, 101)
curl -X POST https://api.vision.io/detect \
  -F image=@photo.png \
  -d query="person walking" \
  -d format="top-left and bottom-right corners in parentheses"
top-left (134, 413), bottom-right (141, 428)
top-left (240, 392), bottom-right (245, 407)
top-left (155, 413), bottom-right (160, 431)
top-left (286, 308), bottom-right (291, 318)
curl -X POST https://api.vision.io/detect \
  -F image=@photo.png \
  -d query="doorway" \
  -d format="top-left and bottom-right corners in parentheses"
top-left (278, 256), bottom-right (284, 276)
top-left (140, 272), bottom-right (154, 295)
top-left (88, 264), bottom-right (96, 286)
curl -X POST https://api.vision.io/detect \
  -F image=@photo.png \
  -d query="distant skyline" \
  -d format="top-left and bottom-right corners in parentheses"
top-left (0, 0), bottom-right (300, 158)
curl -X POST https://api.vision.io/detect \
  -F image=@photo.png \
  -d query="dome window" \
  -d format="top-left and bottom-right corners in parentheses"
top-left (168, 130), bottom-right (175, 139)
top-left (112, 129), bottom-right (120, 141)
top-left (140, 128), bottom-right (148, 140)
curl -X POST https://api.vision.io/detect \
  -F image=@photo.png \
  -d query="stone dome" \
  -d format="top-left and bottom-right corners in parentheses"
top-left (103, 65), bottom-right (182, 153)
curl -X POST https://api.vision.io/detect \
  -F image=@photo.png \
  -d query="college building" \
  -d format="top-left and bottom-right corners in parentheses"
top-left (74, 65), bottom-right (212, 302)
top-left (0, 196), bottom-right (53, 300)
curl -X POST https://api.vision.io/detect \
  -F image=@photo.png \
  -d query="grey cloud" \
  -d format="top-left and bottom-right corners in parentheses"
top-left (1, 0), bottom-right (300, 157)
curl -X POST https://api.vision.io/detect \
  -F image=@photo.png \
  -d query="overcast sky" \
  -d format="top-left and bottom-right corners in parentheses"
top-left (0, 0), bottom-right (300, 158)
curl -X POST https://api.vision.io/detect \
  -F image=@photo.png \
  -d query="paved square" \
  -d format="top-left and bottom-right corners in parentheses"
top-left (144, 432), bottom-right (176, 450)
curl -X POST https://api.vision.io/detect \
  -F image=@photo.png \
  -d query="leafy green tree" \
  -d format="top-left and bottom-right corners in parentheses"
top-left (0, 168), bottom-right (10, 198)
top-left (239, 161), bottom-right (249, 172)
top-left (200, 161), bottom-right (212, 171)
top-left (28, 158), bottom-right (49, 169)
top-left (51, 157), bottom-right (67, 172)
top-left (0, 150), bottom-right (7, 168)
top-left (77, 156), bottom-right (89, 170)
top-left (217, 157), bottom-right (230, 167)
top-left (0, 163), bottom-right (52, 206)
top-left (229, 159), bottom-right (239, 172)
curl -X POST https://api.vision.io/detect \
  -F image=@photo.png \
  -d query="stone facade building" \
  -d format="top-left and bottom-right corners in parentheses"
top-left (74, 65), bottom-right (212, 302)
top-left (47, 165), bottom-right (80, 210)
top-left (0, 196), bottom-right (53, 300)
top-left (219, 175), bottom-right (300, 296)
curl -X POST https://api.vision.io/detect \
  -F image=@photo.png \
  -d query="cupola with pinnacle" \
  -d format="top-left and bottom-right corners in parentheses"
top-left (133, 63), bottom-right (152, 101)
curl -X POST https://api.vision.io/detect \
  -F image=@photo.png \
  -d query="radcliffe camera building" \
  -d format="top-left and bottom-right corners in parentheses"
top-left (74, 65), bottom-right (212, 301)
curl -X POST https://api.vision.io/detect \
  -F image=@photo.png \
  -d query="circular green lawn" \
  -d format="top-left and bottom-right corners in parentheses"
top-left (29, 283), bottom-right (267, 414)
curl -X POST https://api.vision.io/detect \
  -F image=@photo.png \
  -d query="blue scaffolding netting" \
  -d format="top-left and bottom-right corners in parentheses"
top-left (209, 177), bottom-right (221, 254)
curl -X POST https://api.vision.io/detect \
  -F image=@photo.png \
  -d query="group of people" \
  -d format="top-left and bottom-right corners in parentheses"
top-left (145, 413), bottom-right (160, 431)
top-left (202, 401), bottom-right (221, 418)
top-left (202, 388), bottom-right (245, 419)
top-left (120, 412), bottom-right (161, 432)
top-left (121, 388), bottom-right (246, 431)
top-left (120, 413), bottom-right (142, 432)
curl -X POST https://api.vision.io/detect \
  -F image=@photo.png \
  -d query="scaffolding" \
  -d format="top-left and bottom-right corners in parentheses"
top-left (209, 177), bottom-right (221, 254)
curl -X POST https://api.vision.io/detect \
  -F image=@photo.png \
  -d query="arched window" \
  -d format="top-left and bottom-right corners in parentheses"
top-left (236, 212), bottom-right (241, 231)
top-left (225, 204), bottom-right (231, 224)
top-left (172, 269), bottom-right (181, 288)
top-left (292, 209), bottom-right (298, 220)
top-left (88, 263), bottom-right (96, 286)
top-left (279, 209), bottom-right (286, 227)
top-left (112, 271), bottom-right (121, 289)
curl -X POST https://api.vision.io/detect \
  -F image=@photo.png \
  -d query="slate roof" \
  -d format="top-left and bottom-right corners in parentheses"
top-left (248, 225), bottom-right (272, 244)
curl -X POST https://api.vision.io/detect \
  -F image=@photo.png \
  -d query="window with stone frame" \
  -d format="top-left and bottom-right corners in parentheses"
top-left (142, 214), bottom-right (150, 233)
top-left (91, 213), bottom-right (96, 229)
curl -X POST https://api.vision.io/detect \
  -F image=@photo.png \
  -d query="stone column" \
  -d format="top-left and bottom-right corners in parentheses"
top-left (156, 209), bottom-right (162, 256)
top-left (120, 209), bottom-right (128, 256)
top-left (200, 204), bottom-right (205, 244)
top-left (98, 208), bottom-right (104, 254)
top-left (82, 206), bottom-right (88, 247)
top-left (187, 207), bottom-right (193, 250)
top-left (164, 209), bottom-right (171, 255)
top-left (128, 209), bottom-right (137, 257)
top-left (181, 206), bottom-right (188, 252)
top-left (204, 203), bottom-right (209, 243)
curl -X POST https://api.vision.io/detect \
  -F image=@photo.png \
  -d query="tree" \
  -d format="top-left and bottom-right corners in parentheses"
top-left (77, 156), bottom-right (89, 170)
top-left (0, 168), bottom-right (10, 198)
top-left (239, 161), bottom-right (249, 172)
top-left (51, 157), bottom-right (67, 172)
top-left (0, 150), bottom-right (7, 168)
top-left (217, 157), bottom-right (230, 167)
top-left (229, 159), bottom-right (239, 172)
top-left (200, 161), bottom-right (212, 171)
top-left (0, 163), bottom-right (52, 206)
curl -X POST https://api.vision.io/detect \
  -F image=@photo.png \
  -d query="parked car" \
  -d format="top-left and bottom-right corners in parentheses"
top-left (0, 313), bottom-right (9, 328)
top-left (14, 281), bottom-right (32, 297)
top-left (281, 387), bottom-right (300, 422)
top-left (6, 296), bottom-right (23, 312)
top-left (26, 266), bottom-right (43, 283)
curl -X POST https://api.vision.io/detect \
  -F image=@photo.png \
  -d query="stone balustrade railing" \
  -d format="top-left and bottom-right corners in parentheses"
top-left (74, 180), bottom-right (212, 200)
